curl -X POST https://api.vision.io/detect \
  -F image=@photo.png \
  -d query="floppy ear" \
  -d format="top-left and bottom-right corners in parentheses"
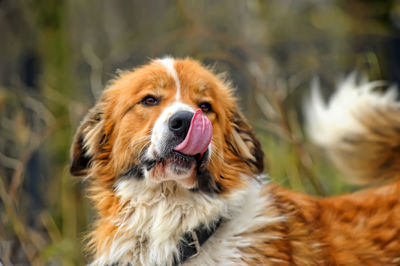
top-left (70, 104), bottom-right (105, 176)
top-left (227, 109), bottom-right (264, 174)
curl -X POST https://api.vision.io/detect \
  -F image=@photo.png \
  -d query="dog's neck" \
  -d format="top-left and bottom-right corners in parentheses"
top-left (89, 177), bottom-right (248, 265)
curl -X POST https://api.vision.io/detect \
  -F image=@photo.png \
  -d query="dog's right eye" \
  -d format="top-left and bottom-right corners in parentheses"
top-left (141, 96), bottom-right (159, 106)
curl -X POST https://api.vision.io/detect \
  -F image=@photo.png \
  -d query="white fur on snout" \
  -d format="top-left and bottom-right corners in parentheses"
top-left (147, 102), bottom-right (195, 158)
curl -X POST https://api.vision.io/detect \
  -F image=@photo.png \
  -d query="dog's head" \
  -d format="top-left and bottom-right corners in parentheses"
top-left (70, 57), bottom-right (263, 196)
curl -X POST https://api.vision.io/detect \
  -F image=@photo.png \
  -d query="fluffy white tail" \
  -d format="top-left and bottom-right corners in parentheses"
top-left (305, 74), bottom-right (400, 184)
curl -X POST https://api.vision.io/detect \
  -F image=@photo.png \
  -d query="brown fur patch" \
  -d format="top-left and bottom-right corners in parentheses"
top-left (239, 182), bottom-right (400, 265)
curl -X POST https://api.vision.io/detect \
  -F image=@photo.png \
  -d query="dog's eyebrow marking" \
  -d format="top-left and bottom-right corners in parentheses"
top-left (156, 57), bottom-right (181, 101)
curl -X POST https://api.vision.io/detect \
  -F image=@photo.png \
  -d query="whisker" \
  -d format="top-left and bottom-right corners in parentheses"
top-left (137, 140), bottom-right (151, 159)
top-left (209, 146), bottom-right (224, 165)
top-left (130, 136), bottom-right (151, 151)
top-left (130, 134), bottom-right (151, 147)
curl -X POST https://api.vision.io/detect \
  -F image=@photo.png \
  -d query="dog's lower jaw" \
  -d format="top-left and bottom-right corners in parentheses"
top-left (145, 162), bottom-right (197, 189)
top-left (175, 174), bottom-right (197, 189)
top-left (143, 146), bottom-right (212, 190)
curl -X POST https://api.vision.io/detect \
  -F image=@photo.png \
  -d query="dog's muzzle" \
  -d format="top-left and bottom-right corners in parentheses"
top-left (144, 106), bottom-right (212, 174)
top-left (142, 106), bottom-right (216, 191)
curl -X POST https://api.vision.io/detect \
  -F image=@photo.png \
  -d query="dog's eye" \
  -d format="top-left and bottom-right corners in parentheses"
top-left (141, 96), bottom-right (159, 106)
top-left (199, 102), bottom-right (212, 113)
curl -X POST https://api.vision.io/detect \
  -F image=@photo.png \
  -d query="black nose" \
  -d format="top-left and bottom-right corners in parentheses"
top-left (168, 111), bottom-right (194, 138)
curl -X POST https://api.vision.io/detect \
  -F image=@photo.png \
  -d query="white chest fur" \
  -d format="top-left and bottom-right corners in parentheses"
top-left (90, 177), bottom-right (282, 266)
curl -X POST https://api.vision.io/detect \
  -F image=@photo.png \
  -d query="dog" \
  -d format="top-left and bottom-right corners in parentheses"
top-left (70, 57), bottom-right (400, 265)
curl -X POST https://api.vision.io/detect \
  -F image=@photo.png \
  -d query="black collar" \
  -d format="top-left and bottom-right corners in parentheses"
top-left (173, 218), bottom-right (223, 265)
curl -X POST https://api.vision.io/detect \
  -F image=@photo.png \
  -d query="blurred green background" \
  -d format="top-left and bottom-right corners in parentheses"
top-left (1, 0), bottom-right (400, 264)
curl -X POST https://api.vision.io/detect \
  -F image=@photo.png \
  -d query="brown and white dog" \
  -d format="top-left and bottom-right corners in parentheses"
top-left (70, 57), bottom-right (400, 265)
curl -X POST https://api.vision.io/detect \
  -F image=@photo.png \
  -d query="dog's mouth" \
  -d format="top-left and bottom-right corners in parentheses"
top-left (166, 150), bottom-right (199, 169)
top-left (142, 149), bottom-right (209, 189)
top-left (144, 150), bottom-right (207, 171)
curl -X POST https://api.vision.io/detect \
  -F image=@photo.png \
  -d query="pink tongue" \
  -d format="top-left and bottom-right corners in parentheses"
top-left (174, 109), bottom-right (212, 156)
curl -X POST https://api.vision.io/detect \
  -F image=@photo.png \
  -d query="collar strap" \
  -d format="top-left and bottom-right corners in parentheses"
top-left (173, 218), bottom-right (223, 265)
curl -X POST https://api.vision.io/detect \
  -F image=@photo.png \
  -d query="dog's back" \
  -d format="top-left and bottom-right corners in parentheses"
top-left (184, 74), bottom-right (400, 265)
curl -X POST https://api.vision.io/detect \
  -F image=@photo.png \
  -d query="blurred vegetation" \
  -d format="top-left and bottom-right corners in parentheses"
top-left (1, 0), bottom-right (400, 264)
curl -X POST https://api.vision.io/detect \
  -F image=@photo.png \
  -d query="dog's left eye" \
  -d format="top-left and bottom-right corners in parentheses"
top-left (199, 102), bottom-right (212, 113)
top-left (141, 96), bottom-right (159, 106)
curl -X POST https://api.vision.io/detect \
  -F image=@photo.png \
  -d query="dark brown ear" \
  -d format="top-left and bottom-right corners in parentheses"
top-left (228, 109), bottom-right (264, 174)
top-left (70, 105), bottom-right (104, 176)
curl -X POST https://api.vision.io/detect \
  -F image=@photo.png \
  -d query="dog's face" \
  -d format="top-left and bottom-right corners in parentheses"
top-left (70, 57), bottom-right (263, 196)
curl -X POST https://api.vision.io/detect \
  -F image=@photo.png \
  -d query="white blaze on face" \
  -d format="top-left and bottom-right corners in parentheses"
top-left (156, 57), bottom-right (181, 101)
top-left (145, 57), bottom-right (212, 185)
top-left (149, 57), bottom-right (191, 157)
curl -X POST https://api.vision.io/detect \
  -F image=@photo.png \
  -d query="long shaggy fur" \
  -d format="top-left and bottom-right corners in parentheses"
top-left (71, 58), bottom-right (400, 265)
